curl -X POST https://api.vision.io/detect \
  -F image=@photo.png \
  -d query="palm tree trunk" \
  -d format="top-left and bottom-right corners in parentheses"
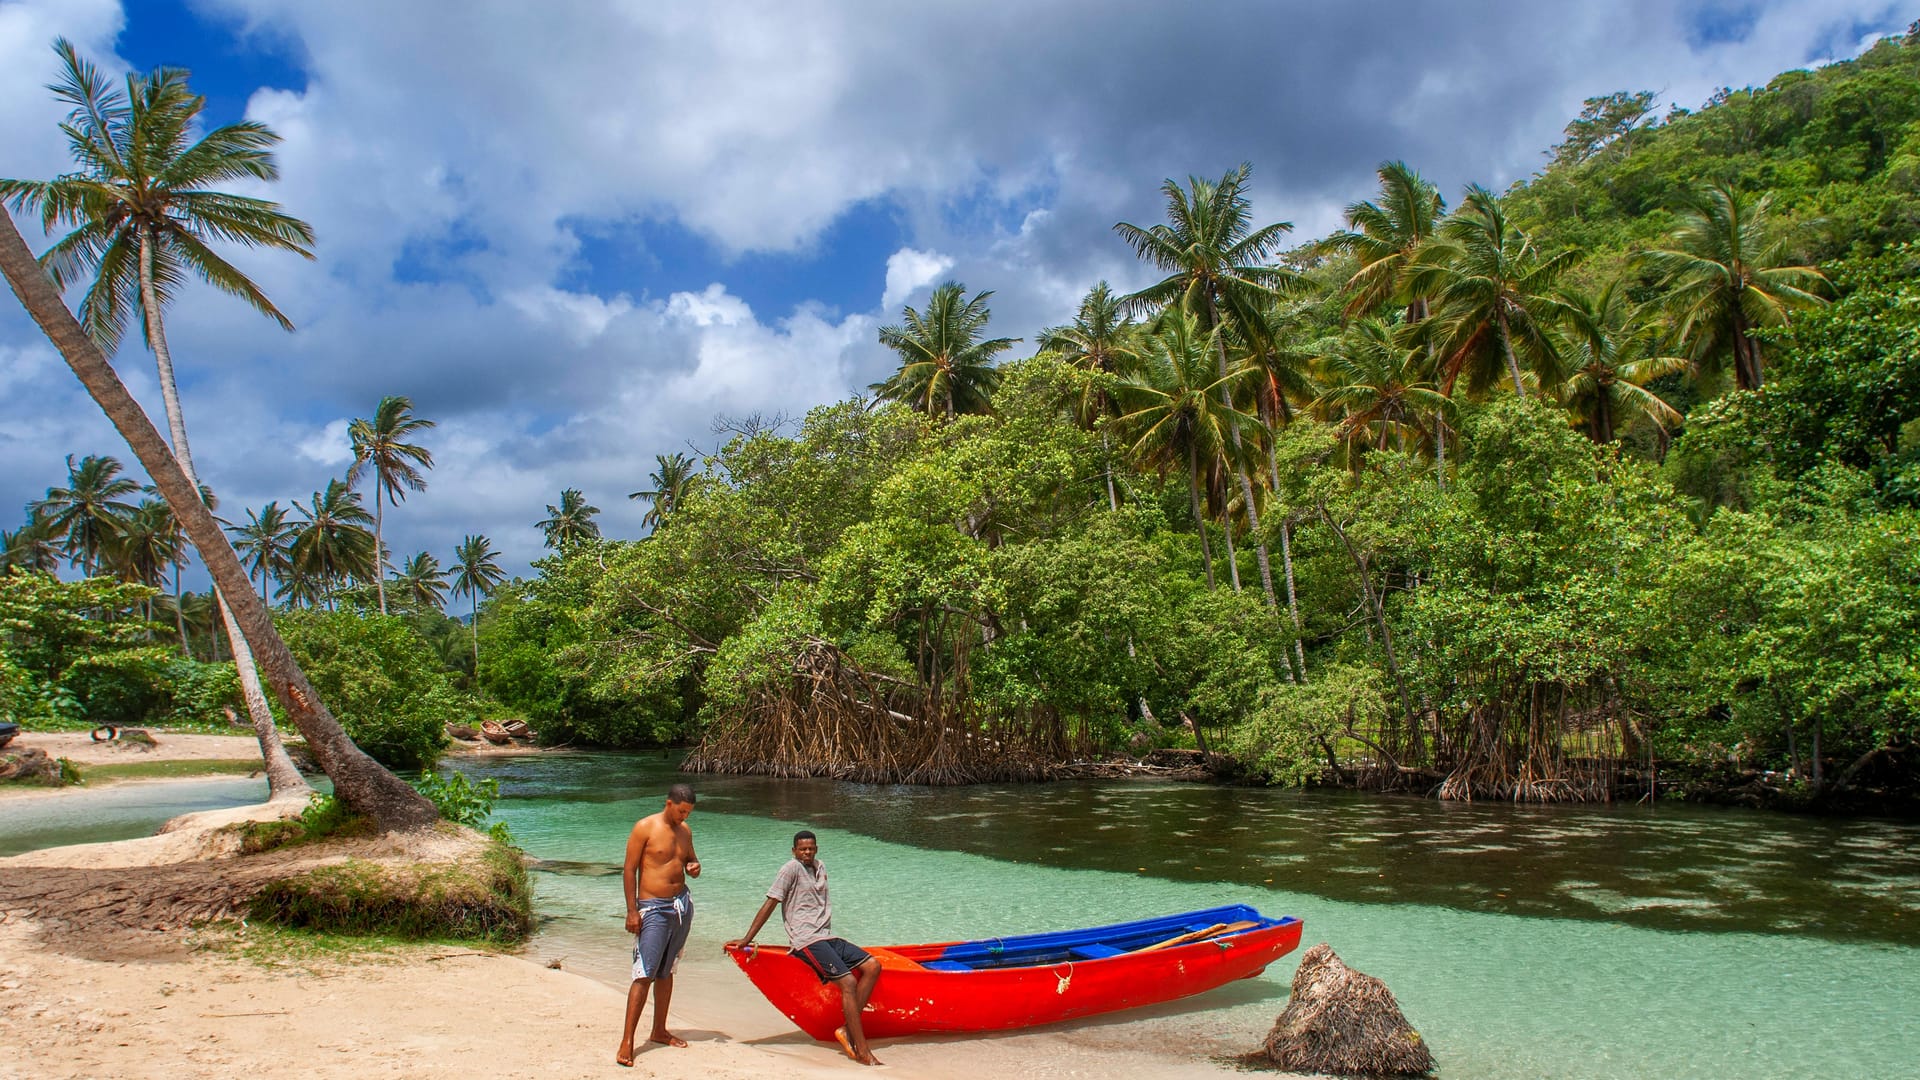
top-left (3, 210), bottom-right (426, 825)
top-left (1206, 299), bottom-right (1281, 612)
top-left (1267, 444), bottom-right (1307, 680)
top-left (136, 228), bottom-right (309, 799)
top-left (374, 483), bottom-right (387, 615)
top-left (1221, 503), bottom-right (1242, 591)
top-left (173, 559), bottom-right (190, 657)
top-left (1498, 308), bottom-right (1527, 397)
top-left (1101, 434), bottom-right (1119, 512)
top-left (472, 593), bottom-right (482, 677)
top-left (1187, 443), bottom-right (1215, 589)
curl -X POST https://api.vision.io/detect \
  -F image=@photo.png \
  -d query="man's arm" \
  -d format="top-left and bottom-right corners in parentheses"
top-left (684, 827), bottom-right (700, 879)
top-left (724, 897), bottom-right (781, 949)
top-left (622, 821), bottom-right (646, 935)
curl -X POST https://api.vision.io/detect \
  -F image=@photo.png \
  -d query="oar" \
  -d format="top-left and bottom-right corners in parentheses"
top-left (1136, 920), bottom-right (1259, 953)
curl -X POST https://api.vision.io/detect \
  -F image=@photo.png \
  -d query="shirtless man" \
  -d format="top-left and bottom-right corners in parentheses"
top-left (615, 783), bottom-right (700, 1067)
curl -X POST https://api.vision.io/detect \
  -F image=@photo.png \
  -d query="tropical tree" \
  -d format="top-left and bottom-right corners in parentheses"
top-left (1636, 181), bottom-right (1831, 390)
top-left (395, 551), bottom-right (449, 610)
top-left (346, 395), bottom-right (435, 614)
top-left (1, 41), bottom-right (317, 798)
top-left (1321, 160), bottom-right (1446, 321)
top-left (291, 479), bottom-right (378, 605)
top-left (1555, 279), bottom-right (1691, 445)
top-left (0, 204), bottom-right (431, 827)
top-left (537, 488), bottom-right (601, 551)
top-left (107, 499), bottom-right (182, 638)
top-left (1314, 319), bottom-right (1454, 457)
top-left (629, 453), bottom-right (701, 531)
top-left (32, 453), bottom-right (137, 576)
top-left (1408, 185), bottom-right (1580, 398)
top-left (230, 501), bottom-right (296, 600)
top-left (1038, 281), bottom-right (1144, 511)
top-left (873, 281), bottom-right (1018, 418)
top-left (1114, 163), bottom-right (1295, 605)
top-left (1, 515), bottom-right (62, 575)
top-left (450, 534), bottom-right (506, 673)
top-left (1114, 312), bottom-right (1265, 590)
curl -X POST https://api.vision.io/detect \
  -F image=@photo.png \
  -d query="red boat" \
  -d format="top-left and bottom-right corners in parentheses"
top-left (724, 904), bottom-right (1302, 1041)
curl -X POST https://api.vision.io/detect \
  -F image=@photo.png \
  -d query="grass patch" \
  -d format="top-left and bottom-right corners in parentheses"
top-left (230, 792), bottom-right (373, 854)
top-left (82, 758), bottom-right (264, 782)
top-left (246, 835), bottom-right (531, 943)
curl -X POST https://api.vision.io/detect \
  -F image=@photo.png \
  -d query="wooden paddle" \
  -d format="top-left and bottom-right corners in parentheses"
top-left (1135, 920), bottom-right (1260, 953)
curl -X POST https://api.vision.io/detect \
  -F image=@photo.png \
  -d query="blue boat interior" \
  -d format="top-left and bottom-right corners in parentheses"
top-left (915, 904), bottom-right (1294, 972)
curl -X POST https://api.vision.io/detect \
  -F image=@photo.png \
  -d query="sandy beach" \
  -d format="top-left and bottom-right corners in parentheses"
top-left (0, 732), bottom-right (1280, 1078)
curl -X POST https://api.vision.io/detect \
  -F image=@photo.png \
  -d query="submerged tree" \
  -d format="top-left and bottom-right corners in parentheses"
top-left (347, 395), bottom-right (436, 615)
top-left (874, 281), bottom-right (1017, 419)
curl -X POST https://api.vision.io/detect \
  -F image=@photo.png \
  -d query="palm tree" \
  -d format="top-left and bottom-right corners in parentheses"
top-left (1115, 312), bottom-right (1265, 590)
top-left (1, 514), bottom-right (62, 575)
top-left (0, 204), bottom-right (431, 827)
top-left (291, 479), bottom-right (378, 605)
top-left (1322, 161), bottom-right (1446, 322)
top-left (1314, 319), bottom-right (1454, 457)
top-left (2, 42), bottom-right (317, 800)
top-left (629, 453), bottom-right (701, 531)
top-left (450, 534), bottom-right (506, 674)
top-left (873, 282), bottom-right (1018, 418)
top-left (1555, 279), bottom-right (1691, 445)
top-left (1114, 163), bottom-right (1295, 605)
top-left (346, 395), bottom-right (436, 614)
top-left (395, 551), bottom-right (449, 610)
top-left (1407, 185), bottom-right (1579, 398)
top-left (33, 453), bottom-right (138, 576)
top-left (537, 488), bottom-right (602, 551)
top-left (230, 501), bottom-right (297, 600)
top-left (1636, 181), bottom-right (1830, 390)
top-left (1039, 281), bottom-right (1144, 510)
top-left (107, 500), bottom-right (182, 635)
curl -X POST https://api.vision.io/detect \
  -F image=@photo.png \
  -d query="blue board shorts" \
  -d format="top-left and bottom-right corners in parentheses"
top-left (794, 937), bottom-right (873, 983)
top-left (631, 890), bottom-right (692, 981)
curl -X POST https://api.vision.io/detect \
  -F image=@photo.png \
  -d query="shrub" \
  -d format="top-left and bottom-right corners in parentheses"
top-left (275, 610), bottom-right (461, 770)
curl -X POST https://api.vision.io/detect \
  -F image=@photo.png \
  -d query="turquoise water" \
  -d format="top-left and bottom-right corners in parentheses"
top-left (5, 754), bottom-right (1916, 1077)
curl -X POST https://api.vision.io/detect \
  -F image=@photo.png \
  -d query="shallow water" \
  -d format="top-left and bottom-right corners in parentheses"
top-left (0, 776), bottom-right (274, 856)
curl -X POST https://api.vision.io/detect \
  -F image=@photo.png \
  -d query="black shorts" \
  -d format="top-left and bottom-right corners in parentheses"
top-left (794, 937), bottom-right (872, 983)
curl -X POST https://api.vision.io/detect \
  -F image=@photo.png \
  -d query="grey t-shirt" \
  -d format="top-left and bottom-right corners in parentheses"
top-left (768, 857), bottom-right (833, 950)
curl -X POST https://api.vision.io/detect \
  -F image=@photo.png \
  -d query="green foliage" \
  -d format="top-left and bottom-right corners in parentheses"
top-left (1232, 664), bottom-right (1389, 785)
top-left (237, 791), bottom-right (372, 854)
top-left (275, 609), bottom-right (461, 769)
top-left (412, 770), bottom-right (508, 842)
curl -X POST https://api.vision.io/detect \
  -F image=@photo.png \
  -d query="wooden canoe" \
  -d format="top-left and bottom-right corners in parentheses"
top-left (480, 720), bottom-right (510, 745)
top-left (725, 904), bottom-right (1301, 1041)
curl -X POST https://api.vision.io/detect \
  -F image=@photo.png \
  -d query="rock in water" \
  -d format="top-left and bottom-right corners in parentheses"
top-left (1263, 943), bottom-right (1434, 1077)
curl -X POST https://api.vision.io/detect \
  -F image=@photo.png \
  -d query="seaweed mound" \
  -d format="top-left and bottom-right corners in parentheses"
top-left (1263, 943), bottom-right (1434, 1077)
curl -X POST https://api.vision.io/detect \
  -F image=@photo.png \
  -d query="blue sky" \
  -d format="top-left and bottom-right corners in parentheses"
top-left (2, 0), bottom-right (1915, 586)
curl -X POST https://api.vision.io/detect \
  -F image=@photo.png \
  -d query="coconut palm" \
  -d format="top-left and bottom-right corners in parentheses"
top-left (33, 453), bottom-right (138, 576)
top-left (1, 515), bottom-right (63, 575)
top-left (1407, 185), bottom-right (1579, 398)
top-left (0, 205), bottom-right (431, 827)
top-left (450, 534), bottom-right (506, 674)
top-left (1114, 312), bottom-right (1265, 590)
top-left (538, 488), bottom-right (602, 551)
top-left (1635, 181), bottom-right (1830, 390)
top-left (1555, 279), bottom-right (1691, 445)
top-left (230, 501), bottom-right (297, 600)
top-left (1314, 319), bottom-right (1455, 458)
top-left (1115, 163), bottom-right (1296, 604)
top-left (873, 282), bottom-right (1018, 419)
top-left (291, 479), bottom-right (378, 605)
top-left (1321, 161), bottom-right (1446, 322)
top-left (1039, 281), bottom-right (1146, 511)
top-left (629, 453), bottom-right (701, 532)
top-left (395, 551), bottom-right (450, 610)
top-left (346, 395), bottom-right (436, 614)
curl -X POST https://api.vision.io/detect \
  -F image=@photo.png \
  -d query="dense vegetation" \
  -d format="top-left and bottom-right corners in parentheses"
top-left (6, 28), bottom-right (1917, 805)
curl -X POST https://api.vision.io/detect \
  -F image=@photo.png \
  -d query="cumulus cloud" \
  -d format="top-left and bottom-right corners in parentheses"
top-left (882, 248), bottom-right (956, 311)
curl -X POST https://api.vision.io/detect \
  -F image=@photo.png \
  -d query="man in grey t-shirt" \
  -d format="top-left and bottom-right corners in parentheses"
top-left (726, 830), bottom-right (883, 1065)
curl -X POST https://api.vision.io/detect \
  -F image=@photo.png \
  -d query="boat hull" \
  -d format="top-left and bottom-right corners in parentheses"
top-left (726, 905), bottom-right (1302, 1040)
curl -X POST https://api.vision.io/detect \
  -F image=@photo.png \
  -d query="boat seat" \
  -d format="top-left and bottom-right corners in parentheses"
top-left (922, 960), bottom-right (974, 972)
top-left (1069, 943), bottom-right (1126, 960)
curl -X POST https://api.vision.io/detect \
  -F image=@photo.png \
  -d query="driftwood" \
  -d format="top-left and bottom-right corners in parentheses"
top-left (1263, 944), bottom-right (1433, 1077)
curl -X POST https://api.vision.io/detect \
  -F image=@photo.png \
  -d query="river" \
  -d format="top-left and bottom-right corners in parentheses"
top-left (6, 752), bottom-right (1917, 1078)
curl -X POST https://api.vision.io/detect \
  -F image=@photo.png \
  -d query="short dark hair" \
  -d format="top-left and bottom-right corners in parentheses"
top-left (793, 829), bottom-right (816, 847)
top-left (667, 783), bottom-right (696, 805)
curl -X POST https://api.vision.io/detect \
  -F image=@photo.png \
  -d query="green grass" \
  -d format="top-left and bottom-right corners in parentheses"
top-left (229, 793), bottom-right (372, 854)
top-left (246, 835), bottom-right (531, 943)
top-left (191, 922), bottom-right (508, 975)
top-left (79, 758), bottom-right (264, 782)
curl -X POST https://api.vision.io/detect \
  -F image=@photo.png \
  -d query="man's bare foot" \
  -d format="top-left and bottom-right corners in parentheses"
top-left (834, 1027), bottom-right (857, 1061)
top-left (614, 1044), bottom-right (634, 1067)
top-left (648, 1031), bottom-right (689, 1048)
top-left (858, 1050), bottom-right (883, 1066)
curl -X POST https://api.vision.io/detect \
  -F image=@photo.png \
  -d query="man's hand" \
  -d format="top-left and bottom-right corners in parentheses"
top-left (686, 859), bottom-right (701, 878)
top-left (625, 910), bottom-right (640, 935)
top-left (723, 938), bottom-right (751, 950)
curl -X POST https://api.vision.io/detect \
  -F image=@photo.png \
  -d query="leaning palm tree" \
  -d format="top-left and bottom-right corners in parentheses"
top-left (1407, 185), bottom-right (1580, 398)
top-left (1555, 279), bottom-right (1692, 445)
top-left (33, 453), bottom-right (138, 576)
top-left (0, 205), bottom-right (431, 826)
top-left (537, 488), bottom-right (602, 551)
top-left (1115, 163), bottom-right (1295, 605)
top-left (1321, 161), bottom-right (1446, 322)
top-left (2, 42), bottom-right (317, 800)
top-left (1314, 319), bottom-right (1455, 458)
top-left (229, 501), bottom-right (297, 600)
top-left (394, 551), bottom-right (450, 610)
top-left (629, 453), bottom-right (701, 532)
top-left (290, 479), bottom-right (378, 607)
top-left (1635, 181), bottom-right (1830, 390)
top-left (1114, 312), bottom-right (1265, 590)
top-left (873, 282), bottom-right (1018, 419)
top-left (346, 395), bottom-right (435, 614)
top-left (450, 534), bottom-right (506, 675)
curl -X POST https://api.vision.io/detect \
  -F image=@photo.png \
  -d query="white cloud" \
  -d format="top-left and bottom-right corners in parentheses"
top-left (296, 419), bottom-right (353, 467)
top-left (881, 248), bottom-right (956, 311)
